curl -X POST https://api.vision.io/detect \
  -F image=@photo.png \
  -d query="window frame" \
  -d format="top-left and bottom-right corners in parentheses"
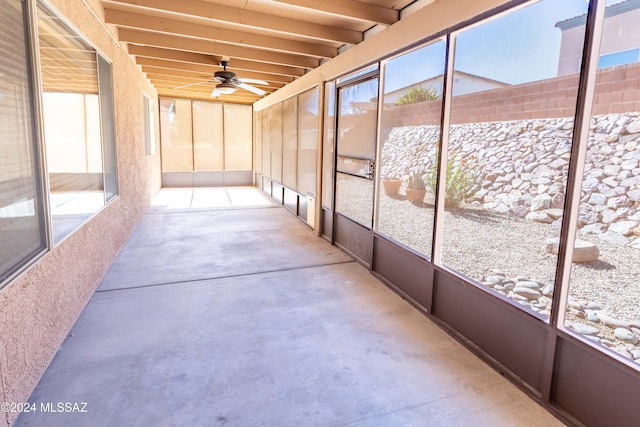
top-left (143, 94), bottom-right (156, 157)
top-left (0, 0), bottom-right (49, 288)
top-left (35, 0), bottom-right (120, 245)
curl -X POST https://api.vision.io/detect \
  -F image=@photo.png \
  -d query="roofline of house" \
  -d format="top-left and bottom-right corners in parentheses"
top-left (384, 70), bottom-right (509, 97)
top-left (556, 0), bottom-right (640, 31)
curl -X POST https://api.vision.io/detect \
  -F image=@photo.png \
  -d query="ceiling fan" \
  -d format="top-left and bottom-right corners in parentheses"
top-left (171, 60), bottom-right (268, 97)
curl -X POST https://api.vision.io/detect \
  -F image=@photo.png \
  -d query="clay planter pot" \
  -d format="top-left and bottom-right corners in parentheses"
top-left (382, 180), bottom-right (402, 196)
top-left (405, 189), bottom-right (426, 203)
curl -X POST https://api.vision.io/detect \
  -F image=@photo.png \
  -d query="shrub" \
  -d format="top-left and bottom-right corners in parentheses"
top-left (407, 168), bottom-right (426, 190)
top-left (396, 86), bottom-right (439, 106)
top-left (426, 154), bottom-right (481, 207)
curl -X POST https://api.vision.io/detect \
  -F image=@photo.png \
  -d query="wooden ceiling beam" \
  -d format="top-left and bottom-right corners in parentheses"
top-left (157, 88), bottom-right (259, 104)
top-left (154, 82), bottom-right (275, 93)
top-left (128, 44), bottom-right (219, 65)
top-left (135, 58), bottom-right (293, 84)
top-left (118, 29), bottom-right (320, 69)
top-left (144, 72), bottom-right (279, 92)
top-left (270, 0), bottom-right (398, 26)
top-left (159, 96), bottom-right (255, 105)
top-left (154, 87), bottom-right (275, 101)
top-left (144, 73), bottom-right (277, 91)
top-left (126, 45), bottom-right (305, 77)
top-left (103, 0), bottom-right (362, 44)
top-left (105, 9), bottom-right (337, 59)
top-left (144, 73), bottom-right (216, 85)
top-left (153, 83), bottom-right (274, 97)
top-left (155, 88), bottom-right (265, 102)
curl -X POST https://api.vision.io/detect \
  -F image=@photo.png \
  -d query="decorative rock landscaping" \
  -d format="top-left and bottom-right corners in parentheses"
top-left (544, 237), bottom-right (599, 263)
top-left (480, 269), bottom-right (640, 364)
top-left (379, 111), bottom-right (640, 363)
top-left (381, 112), bottom-right (640, 249)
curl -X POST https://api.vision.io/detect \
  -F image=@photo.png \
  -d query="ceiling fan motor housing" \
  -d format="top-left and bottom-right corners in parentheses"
top-left (214, 70), bottom-right (237, 82)
top-left (170, 60), bottom-right (265, 95)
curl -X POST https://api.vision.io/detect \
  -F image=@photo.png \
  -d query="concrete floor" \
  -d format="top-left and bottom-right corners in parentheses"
top-left (17, 188), bottom-right (565, 427)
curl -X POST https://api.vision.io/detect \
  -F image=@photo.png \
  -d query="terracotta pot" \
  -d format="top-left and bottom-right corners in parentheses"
top-left (405, 189), bottom-right (426, 203)
top-left (382, 180), bottom-right (402, 196)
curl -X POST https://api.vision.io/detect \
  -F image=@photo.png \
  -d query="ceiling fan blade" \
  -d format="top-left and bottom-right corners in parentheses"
top-left (238, 83), bottom-right (266, 96)
top-left (171, 81), bottom-right (212, 90)
top-left (238, 78), bottom-right (268, 86)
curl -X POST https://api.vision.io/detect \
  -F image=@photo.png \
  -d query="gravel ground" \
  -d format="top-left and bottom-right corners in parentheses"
top-left (335, 177), bottom-right (640, 359)
top-left (376, 190), bottom-right (640, 360)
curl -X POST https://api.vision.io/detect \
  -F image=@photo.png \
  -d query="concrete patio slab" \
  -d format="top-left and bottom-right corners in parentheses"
top-left (99, 207), bottom-right (351, 291)
top-left (16, 188), bottom-right (564, 427)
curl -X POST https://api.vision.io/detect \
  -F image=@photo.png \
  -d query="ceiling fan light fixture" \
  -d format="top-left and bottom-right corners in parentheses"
top-left (215, 82), bottom-right (236, 95)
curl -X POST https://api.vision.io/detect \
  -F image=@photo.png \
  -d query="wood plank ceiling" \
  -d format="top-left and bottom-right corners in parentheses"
top-left (98, 0), bottom-right (427, 104)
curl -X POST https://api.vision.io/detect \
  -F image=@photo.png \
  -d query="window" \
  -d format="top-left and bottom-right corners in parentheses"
top-left (193, 100), bottom-right (223, 171)
top-left (335, 77), bottom-right (379, 228)
top-left (270, 103), bottom-right (283, 183)
top-left (375, 40), bottom-right (446, 258)
top-left (598, 48), bottom-right (640, 69)
top-left (298, 87), bottom-right (319, 196)
top-left (159, 98), bottom-right (254, 175)
top-left (565, 1), bottom-right (640, 365)
top-left (38, 2), bottom-right (118, 243)
top-left (338, 64), bottom-right (378, 84)
top-left (0, 0), bottom-right (47, 285)
top-left (224, 103), bottom-right (252, 171)
top-left (322, 82), bottom-right (336, 209)
top-left (439, 0), bottom-right (588, 319)
top-left (143, 94), bottom-right (156, 157)
top-left (254, 89), bottom-right (317, 194)
top-left (98, 55), bottom-right (118, 203)
top-left (254, 110), bottom-right (263, 174)
top-left (262, 108), bottom-right (271, 178)
top-left (160, 98), bottom-right (193, 172)
top-left (282, 97), bottom-right (298, 190)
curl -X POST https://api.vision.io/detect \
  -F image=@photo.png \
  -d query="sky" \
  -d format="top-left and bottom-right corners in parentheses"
top-left (382, 0), bottom-right (612, 92)
top-left (453, 0), bottom-right (590, 85)
top-left (344, 0), bottom-right (627, 108)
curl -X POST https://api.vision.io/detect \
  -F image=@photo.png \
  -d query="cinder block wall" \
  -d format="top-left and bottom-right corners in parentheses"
top-left (0, 1), bottom-right (161, 425)
top-left (382, 62), bottom-right (640, 126)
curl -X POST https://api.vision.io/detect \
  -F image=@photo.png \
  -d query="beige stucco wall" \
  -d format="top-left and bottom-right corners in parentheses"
top-left (558, 7), bottom-right (640, 76)
top-left (0, 0), bottom-right (161, 425)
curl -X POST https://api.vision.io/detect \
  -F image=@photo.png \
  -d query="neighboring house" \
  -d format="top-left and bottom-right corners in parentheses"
top-left (557, 0), bottom-right (640, 75)
top-left (383, 70), bottom-right (509, 105)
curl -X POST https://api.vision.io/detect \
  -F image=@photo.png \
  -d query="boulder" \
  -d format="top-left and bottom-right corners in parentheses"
top-left (608, 220), bottom-right (638, 236)
top-left (570, 323), bottom-right (601, 336)
top-left (628, 189), bottom-right (640, 202)
top-left (512, 287), bottom-right (542, 300)
top-left (607, 196), bottom-right (632, 209)
top-left (614, 328), bottom-right (638, 344)
top-left (545, 237), bottom-right (599, 263)
top-left (551, 193), bottom-right (565, 209)
top-left (598, 231), bottom-right (630, 245)
top-left (526, 211), bottom-right (554, 223)
top-left (587, 193), bottom-right (607, 205)
top-left (625, 118), bottom-right (640, 134)
top-left (530, 194), bottom-right (552, 211)
top-left (546, 209), bottom-right (564, 220)
top-left (603, 164), bottom-right (621, 176)
top-left (580, 224), bottom-right (606, 236)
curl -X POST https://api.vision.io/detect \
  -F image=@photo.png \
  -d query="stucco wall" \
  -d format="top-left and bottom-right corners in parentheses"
top-left (0, 1), bottom-right (161, 425)
top-left (558, 6), bottom-right (640, 76)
